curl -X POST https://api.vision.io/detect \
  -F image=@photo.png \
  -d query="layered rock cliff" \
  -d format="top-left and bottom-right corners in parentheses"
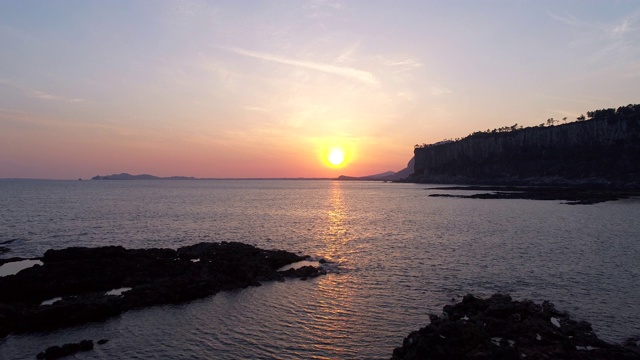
top-left (412, 105), bottom-right (640, 187)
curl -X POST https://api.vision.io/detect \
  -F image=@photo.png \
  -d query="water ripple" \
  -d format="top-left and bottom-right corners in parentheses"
top-left (0, 180), bottom-right (639, 359)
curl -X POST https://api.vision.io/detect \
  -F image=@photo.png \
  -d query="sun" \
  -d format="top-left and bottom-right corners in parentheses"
top-left (328, 148), bottom-right (345, 166)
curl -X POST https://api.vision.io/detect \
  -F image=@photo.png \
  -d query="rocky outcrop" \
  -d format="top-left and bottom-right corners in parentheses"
top-left (36, 340), bottom-right (94, 360)
top-left (427, 186), bottom-right (640, 205)
top-left (412, 105), bottom-right (640, 187)
top-left (0, 242), bottom-right (325, 337)
top-left (391, 293), bottom-right (640, 360)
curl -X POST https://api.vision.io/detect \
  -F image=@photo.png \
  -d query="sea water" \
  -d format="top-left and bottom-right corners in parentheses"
top-left (1, 179), bottom-right (639, 359)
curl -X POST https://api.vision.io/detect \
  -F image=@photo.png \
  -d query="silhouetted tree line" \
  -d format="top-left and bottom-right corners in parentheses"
top-left (415, 104), bottom-right (640, 149)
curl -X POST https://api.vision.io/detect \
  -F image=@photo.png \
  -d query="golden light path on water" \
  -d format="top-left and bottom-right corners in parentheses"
top-left (312, 181), bottom-right (355, 356)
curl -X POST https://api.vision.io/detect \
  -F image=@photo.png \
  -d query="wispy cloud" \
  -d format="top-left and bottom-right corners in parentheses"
top-left (548, 12), bottom-right (582, 27)
top-left (383, 57), bottom-right (423, 75)
top-left (429, 86), bottom-right (452, 96)
top-left (225, 47), bottom-right (379, 85)
top-left (307, 0), bottom-right (345, 19)
top-left (549, 8), bottom-right (640, 72)
top-left (0, 78), bottom-right (86, 104)
top-left (334, 43), bottom-right (360, 64)
top-left (611, 19), bottom-right (631, 36)
top-left (31, 90), bottom-right (86, 103)
top-left (1, 108), bottom-right (90, 128)
top-left (245, 106), bottom-right (269, 112)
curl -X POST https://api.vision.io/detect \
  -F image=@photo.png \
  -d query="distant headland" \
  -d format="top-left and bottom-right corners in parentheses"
top-left (91, 173), bottom-right (197, 180)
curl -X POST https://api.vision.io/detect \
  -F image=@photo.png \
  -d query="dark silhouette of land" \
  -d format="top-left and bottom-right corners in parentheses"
top-left (90, 173), bottom-right (334, 180)
top-left (338, 158), bottom-right (415, 181)
top-left (411, 104), bottom-right (640, 188)
top-left (427, 185), bottom-right (640, 205)
top-left (91, 173), bottom-right (196, 180)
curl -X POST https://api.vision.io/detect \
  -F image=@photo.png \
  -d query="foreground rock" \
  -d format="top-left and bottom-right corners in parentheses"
top-left (0, 242), bottom-right (325, 337)
top-left (392, 294), bottom-right (640, 359)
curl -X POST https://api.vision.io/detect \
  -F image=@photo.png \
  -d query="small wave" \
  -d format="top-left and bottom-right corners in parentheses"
top-left (0, 238), bottom-right (24, 245)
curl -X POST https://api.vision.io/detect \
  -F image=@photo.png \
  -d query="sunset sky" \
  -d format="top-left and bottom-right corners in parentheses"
top-left (1, 1), bottom-right (639, 179)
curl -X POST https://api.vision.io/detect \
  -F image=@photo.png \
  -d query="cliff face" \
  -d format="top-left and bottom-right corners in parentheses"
top-left (412, 105), bottom-right (640, 187)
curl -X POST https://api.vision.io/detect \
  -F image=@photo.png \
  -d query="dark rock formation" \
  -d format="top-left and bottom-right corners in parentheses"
top-left (36, 339), bottom-right (94, 359)
top-left (391, 293), bottom-right (640, 360)
top-left (279, 265), bottom-right (323, 280)
top-left (412, 104), bottom-right (640, 187)
top-left (0, 242), bottom-right (325, 337)
top-left (427, 186), bottom-right (640, 205)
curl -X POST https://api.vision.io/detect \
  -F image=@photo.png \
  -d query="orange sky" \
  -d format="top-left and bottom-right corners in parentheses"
top-left (1, 1), bottom-right (639, 179)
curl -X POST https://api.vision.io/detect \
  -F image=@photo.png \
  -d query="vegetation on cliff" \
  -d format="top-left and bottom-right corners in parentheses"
top-left (412, 104), bottom-right (640, 187)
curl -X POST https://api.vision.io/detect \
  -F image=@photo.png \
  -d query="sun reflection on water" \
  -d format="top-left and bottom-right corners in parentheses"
top-left (320, 181), bottom-right (356, 264)
top-left (307, 181), bottom-right (365, 357)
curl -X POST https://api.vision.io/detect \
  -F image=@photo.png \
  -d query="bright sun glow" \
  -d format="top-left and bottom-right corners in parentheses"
top-left (328, 148), bottom-right (345, 166)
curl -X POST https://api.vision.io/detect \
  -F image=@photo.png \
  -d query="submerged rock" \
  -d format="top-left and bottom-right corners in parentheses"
top-left (36, 339), bottom-right (94, 359)
top-left (391, 293), bottom-right (640, 359)
top-left (0, 242), bottom-right (324, 337)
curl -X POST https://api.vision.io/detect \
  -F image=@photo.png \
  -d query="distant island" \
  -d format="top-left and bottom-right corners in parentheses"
top-left (90, 173), bottom-right (334, 181)
top-left (338, 158), bottom-right (414, 181)
top-left (90, 168), bottom-right (417, 182)
top-left (410, 104), bottom-right (640, 188)
top-left (91, 173), bottom-right (197, 180)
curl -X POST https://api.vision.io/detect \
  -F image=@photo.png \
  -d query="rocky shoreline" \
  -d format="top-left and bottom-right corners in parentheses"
top-left (0, 242), bottom-right (325, 338)
top-left (427, 185), bottom-right (640, 205)
top-left (391, 293), bottom-right (640, 359)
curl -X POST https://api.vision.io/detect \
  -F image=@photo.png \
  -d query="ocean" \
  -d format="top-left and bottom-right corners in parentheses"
top-left (1, 179), bottom-right (639, 359)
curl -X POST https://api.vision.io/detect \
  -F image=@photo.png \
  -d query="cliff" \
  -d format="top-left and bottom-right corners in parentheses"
top-left (412, 104), bottom-right (640, 187)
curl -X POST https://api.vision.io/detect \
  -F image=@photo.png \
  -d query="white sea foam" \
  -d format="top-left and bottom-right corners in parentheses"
top-left (277, 260), bottom-right (320, 272)
top-left (40, 297), bottom-right (62, 306)
top-left (576, 346), bottom-right (597, 351)
top-left (105, 287), bottom-right (132, 296)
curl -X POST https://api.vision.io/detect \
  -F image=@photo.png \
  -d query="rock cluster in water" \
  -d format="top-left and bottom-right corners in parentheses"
top-left (36, 339), bottom-right (95, 359)
top-left (427, 186), bottom-right (640, 205)
top-left (0, 242), bottom-right (325, 338)
top-left (391, 293), bottom-right (640, 360)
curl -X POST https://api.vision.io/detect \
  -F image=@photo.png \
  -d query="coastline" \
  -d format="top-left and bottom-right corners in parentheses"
top-left (424, 185), bottom-right (640, 205)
